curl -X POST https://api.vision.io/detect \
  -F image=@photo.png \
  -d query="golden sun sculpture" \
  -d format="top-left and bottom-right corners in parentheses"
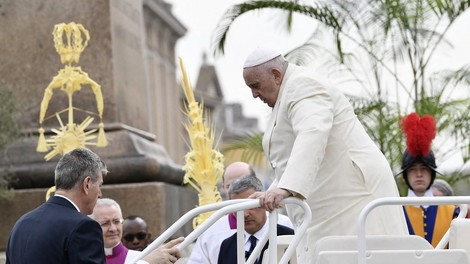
top-left (37, 22), bottom-right (107, 162)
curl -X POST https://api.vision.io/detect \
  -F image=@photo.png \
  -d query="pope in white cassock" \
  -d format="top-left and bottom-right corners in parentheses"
top-left (243, 47), bottom-right (408, 263)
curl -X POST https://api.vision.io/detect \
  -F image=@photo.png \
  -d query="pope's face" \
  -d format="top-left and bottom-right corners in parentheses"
top-left (243, 67), bottom-right (281, 108)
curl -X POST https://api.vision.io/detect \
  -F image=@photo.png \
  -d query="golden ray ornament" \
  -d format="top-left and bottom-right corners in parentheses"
top-left (179, 57), bottom-right (224, 229)
top-left (37, 22), bottom-right (107, 161)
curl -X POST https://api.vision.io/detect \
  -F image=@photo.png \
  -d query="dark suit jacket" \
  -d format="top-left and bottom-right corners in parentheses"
top-left (217, 224), bottom-right (294, 264)
top-left (6, 196), bottom-right (105, 264)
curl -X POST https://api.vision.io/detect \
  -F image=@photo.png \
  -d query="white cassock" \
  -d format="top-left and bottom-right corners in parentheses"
top-left (263, 64), bottom-right (408, 263)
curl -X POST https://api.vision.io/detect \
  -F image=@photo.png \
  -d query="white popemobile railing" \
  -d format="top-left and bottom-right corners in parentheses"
top-left (130, 196), bottom-right (470, 264)
top-left (357, 196), bottom-right (469, 264)
top-left (129, 197), bottom-right (311, 264)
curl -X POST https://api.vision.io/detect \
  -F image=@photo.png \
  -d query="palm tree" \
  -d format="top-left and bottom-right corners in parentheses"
top-left (214, 0), bottom-right (470, 181)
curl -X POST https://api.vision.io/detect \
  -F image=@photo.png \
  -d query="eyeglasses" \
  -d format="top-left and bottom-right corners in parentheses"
top-left (99, 218), bottom-right (124, 228)
top-left (123, 232), bottom-right (148, 242)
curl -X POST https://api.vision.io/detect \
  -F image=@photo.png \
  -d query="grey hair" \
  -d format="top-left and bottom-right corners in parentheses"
top-left (89, 198), bottom-right (122, 219)
top-left (228, 175), bottom-right (263, 199)
top-left (432, 178), bottom-right (454, 196)
top-left (54, 148), bottom-right (108, 190)
top-left (257, 55), bottom-right (287, 73)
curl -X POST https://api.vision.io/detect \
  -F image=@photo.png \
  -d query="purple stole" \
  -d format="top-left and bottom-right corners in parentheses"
top-left (228, 213), bottom-right (237, 229)
top-left (106, 242), bottom-right (128, 264)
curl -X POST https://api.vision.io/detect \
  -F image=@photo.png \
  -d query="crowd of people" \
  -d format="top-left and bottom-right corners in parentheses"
top-left (5, 47), bottom-right (464, 264)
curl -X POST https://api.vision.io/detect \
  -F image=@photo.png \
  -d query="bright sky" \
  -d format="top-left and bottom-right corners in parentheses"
top-left (167, 0), bottom-right (470, 172)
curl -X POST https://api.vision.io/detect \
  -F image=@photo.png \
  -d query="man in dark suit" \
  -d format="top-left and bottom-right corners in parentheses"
top-left (6, 148), bottom-right (183, 264)
top-left (6, 148), bottom-right (108, 263)
top-left (217, 175), bottom-right (294, 264)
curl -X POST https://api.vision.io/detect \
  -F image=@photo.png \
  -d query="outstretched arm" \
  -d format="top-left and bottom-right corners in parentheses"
top-left (141, 237), bottom-right (184, 264)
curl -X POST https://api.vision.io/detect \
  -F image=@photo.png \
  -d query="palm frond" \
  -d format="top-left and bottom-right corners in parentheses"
top-left (178, 58), bottom-right (225, 228)
top-left (212, 0), bottom-right (342, 56)
top-left (222, 132), bottom-right (265, 167)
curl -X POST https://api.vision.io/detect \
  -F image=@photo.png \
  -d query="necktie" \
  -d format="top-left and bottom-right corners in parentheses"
top-left (245, 235), bottom-right (257, 260)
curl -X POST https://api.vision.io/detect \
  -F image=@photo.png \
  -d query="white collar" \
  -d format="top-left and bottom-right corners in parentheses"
top-left (104, 242), bottom-right (120, 256)
top-left (54, 194), bottom-right (80, 212)
top-left (244, 218), bottom-right (269, 247)
top-left (407, 188), bottom-right (434, 208)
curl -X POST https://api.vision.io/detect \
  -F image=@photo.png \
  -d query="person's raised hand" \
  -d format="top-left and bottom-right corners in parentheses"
top-left (142, 237), bottom-right (184, 264)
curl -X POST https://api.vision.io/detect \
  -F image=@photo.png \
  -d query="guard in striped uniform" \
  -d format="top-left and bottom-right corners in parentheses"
top-left (397, 113), bottom-right (456, 248)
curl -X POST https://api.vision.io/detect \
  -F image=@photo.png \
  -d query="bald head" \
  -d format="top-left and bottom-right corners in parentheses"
top-left (222, 162), bottom-right (255, 198)
top-left (122, 215), bottom-right (151, 251)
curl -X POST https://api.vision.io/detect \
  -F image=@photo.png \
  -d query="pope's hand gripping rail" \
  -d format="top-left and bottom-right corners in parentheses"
top-left (357, 196), bottom-right (470, 264)
top-left (129, 197), bottom-right (311, 264)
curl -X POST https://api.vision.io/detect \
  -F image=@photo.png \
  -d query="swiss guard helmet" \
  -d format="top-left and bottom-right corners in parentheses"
top-left (399, 113), bottom-right (438, 190)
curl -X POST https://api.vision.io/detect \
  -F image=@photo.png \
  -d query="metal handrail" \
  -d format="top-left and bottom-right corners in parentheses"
top-left (357, 196), bottom-right (470, 264)
top-left (129, 197), bottom-right (311, 264)
top-left (246, 198), bottom-right (311, 264)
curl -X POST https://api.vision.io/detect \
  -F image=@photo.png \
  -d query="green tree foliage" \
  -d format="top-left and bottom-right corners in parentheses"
top-left (222, 132), bottom-right (265, 166)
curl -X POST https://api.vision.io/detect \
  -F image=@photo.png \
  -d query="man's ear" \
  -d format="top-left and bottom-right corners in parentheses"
top-left (82, 176), bottom-right (92, 195)
top-left (272, 68), bottom-right (282, 85)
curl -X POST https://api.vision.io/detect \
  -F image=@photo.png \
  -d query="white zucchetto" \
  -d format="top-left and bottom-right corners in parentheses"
top-left (243, 47), bottom-right (282, 68)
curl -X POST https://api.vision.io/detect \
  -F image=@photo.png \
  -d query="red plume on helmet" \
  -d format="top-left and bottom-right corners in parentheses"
top-left (401, 112), bottom-right (436, 157)
top-left (399, 112), bottom-right (438, 190)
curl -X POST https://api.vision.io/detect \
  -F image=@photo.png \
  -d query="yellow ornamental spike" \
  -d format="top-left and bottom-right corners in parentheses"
top-left (38, 22), bottom-right (108, 201)
top-left (37, 22), bottom-right (107, 161)
top-left (179, 57), bottom-right (224, 229)
top-left (45, 186), bottom-right (56, 201)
